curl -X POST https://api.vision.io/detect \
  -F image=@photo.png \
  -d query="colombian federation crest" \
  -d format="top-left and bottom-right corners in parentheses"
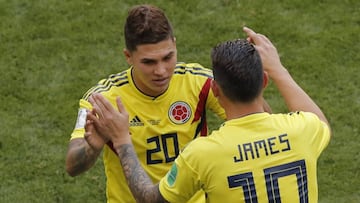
top-left (168, 101), bottom-right (192, 124)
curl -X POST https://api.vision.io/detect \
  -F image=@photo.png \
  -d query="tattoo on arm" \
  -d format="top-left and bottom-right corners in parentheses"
top-left (67, 139), bottom-right (100, 176)
top-left (117, 144), bottom-right (168, 203)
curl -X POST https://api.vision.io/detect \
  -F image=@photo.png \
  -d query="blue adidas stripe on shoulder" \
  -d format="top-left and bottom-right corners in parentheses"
top-left (174, 63), bottom-right (213, 78)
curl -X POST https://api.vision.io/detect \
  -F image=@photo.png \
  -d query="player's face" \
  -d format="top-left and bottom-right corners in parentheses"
top-left (125, 38), bottom-right (177, 97)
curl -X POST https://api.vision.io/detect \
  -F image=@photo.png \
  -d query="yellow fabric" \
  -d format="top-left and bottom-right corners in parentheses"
top-left (70, 63), bottom-right (225, 203)
top-left (159, 112), bottom-right (330, 203)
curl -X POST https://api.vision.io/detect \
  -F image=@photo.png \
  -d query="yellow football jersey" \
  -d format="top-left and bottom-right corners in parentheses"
top-left (70, 62), bottom-right (225, 203)
top-left (159, 112), bottom-right (330, 203)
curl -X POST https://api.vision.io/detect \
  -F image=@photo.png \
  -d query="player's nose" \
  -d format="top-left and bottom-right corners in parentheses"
top-left (154, 63), bottom-right (167, 76)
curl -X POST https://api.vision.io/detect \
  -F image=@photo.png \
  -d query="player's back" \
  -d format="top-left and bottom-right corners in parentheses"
top-left (177, 111), bottom-right (330, 203)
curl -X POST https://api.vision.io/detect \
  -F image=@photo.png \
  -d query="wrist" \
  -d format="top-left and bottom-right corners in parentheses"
top-left (86, 143), bottom-right (102, 158)
top-left (114, 139), bottom-right (133, 156)
top-left (112, 133), bottom-right (132, 150)
top-left (268, 66), bottom-right (290, 82)
top-left (86, 139), bottom-right (105, 153)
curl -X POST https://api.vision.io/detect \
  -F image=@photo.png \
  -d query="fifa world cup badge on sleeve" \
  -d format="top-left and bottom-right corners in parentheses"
top-left (74, 108), bottom-right (87, 129)
top-left (167, 163), bottom-right (178, 187)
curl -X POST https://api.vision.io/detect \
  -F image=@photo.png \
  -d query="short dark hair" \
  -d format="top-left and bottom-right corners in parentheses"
top-left (211, 39), bottom-right (263, 103)
top-left (124, 5), bottom-right (174, 52)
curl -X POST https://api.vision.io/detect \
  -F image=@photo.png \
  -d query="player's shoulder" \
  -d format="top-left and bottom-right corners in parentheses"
top-left (101, 69), bottom-right (129, 84)
top-left (180, 135), bottom-right (221, 162)
top-left (272, 111), bottom-right (326, 133)
top-left (174, 62), bottom-right (213, 78)
top-left (286, 111), bottom-right (320, 122)
top-left (82, 69), bottom-right (130, 100)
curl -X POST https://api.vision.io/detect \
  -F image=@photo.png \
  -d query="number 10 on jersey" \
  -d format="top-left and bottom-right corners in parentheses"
top-left (228, 160), bottom-right (308, 203)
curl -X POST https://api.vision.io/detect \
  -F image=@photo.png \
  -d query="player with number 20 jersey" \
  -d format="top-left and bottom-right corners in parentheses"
top-left (70, 62), bottom-right (225, 202)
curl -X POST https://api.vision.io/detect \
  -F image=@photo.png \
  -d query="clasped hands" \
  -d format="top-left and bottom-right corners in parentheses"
top-left (86, 93), bottom-right (131, 148)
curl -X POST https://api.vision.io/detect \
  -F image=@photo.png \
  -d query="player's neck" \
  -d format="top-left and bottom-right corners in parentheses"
top-left (224, 98), bottom-right (264, 120)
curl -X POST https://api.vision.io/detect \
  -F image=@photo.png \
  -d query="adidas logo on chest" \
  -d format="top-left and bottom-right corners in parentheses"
top-left (130, 115), bottom-right (144, 126)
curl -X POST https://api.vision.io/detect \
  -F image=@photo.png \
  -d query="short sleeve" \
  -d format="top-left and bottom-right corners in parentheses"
top-left (159, 151), bottom-right (201, 203)
top-left (290, 111), bottom-right (331, 157)
top-left (69, 99), bottom-right (92, 140)
top-left (302, 112), bottom-right (331, 157)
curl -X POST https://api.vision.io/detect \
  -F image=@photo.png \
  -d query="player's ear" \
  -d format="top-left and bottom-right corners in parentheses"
top-left (123, 48), bottom-right (132, 65)
top-left (211, 79), bottom-right (220, 97)
top-left (172, 37), bottom-right (177, 48)
top-left (263, 71), bottom-right (269, 88)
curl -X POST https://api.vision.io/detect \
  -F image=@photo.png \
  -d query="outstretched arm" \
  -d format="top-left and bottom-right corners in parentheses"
top-left (243, 27), bottom-right (330, 129)
top-left (86, 93), bottom-right (168, 203)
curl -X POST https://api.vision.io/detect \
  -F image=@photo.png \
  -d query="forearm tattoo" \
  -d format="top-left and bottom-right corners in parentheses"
top-left (69, 140), bottom-right (100, 175)
top-left (117, 144), bottom-right (167, 203)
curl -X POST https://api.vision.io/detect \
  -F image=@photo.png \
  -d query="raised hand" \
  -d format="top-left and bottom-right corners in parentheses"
top-left (87, 93), bottom-right (131, 147)
top-left (84, 109), bottom-right (108, 151)
top-left (243, 27), bottom-right (329, 126)
top-left (243, 27), bottom-right (286, 78)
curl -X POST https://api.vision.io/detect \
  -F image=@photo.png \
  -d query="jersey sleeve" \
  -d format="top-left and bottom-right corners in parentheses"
top-left (159, 150), bottom-right (202, 203)
top-left (69, 99), bottom-right (93, 140)
top-left (206, 87), bottom-right (226, 120)
top-left (184, 62), bottom-right (225, 120)
top-left (308, 113), bottom-right (331, 156)
top-left (300, 112), bottom-right (331, 157)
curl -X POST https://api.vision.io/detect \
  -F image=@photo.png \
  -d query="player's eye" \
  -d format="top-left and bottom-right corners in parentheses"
top-left (163, 52), bottom-right (174, 61)
top-left (164, 55), bottom-right (172, 61)
top-left (142, 60), bottom-right (156, 65)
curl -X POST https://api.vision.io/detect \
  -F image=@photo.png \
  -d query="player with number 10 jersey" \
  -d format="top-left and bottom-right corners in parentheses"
top-left (159, 111), bottom-right (330, 202)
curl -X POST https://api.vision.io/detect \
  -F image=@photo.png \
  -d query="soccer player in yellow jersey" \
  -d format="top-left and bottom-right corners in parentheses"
top-left (65, 4), bottom-right (232, 203)
top-left (86, 26), bottom-right (331, 203)
top-left (65, 4), bottom-right (272, 203)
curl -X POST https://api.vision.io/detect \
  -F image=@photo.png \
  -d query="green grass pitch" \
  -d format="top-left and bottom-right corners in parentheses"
top-left (1, 0), bottom-right (359, 202)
